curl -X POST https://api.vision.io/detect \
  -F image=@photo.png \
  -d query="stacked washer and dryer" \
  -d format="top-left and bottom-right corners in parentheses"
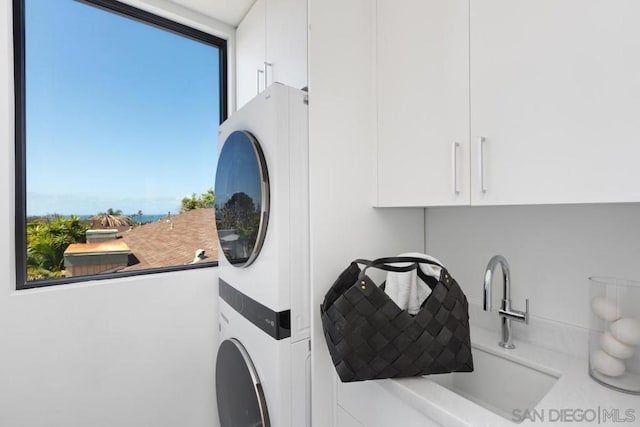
top-left (214, 83), bottom-right (311, 427)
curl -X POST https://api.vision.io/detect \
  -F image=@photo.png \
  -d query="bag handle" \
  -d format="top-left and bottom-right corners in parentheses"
top-left (356, 256), bottom-right (443, 281)
top-left (353, 258), bottom-right (418, 274)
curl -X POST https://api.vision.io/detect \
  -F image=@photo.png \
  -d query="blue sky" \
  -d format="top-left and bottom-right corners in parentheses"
top-left (25, 0), bottom-right (221, 216)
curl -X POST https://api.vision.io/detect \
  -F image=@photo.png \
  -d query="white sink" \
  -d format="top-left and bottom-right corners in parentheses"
top-left (427, 346), bottom-right (560, 423)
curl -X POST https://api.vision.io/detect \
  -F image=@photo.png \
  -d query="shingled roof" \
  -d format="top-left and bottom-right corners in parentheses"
top-left (119, 208), bottom-right (218, 271)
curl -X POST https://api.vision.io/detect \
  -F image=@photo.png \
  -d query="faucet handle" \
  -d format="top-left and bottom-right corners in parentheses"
top-left (499, 298), bottom-right (529, 325)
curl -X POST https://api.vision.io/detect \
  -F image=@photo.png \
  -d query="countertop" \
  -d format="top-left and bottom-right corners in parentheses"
top-left (381, 326), bottom-right (639, 426)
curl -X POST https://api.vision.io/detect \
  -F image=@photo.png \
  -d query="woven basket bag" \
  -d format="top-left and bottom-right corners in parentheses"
top-left (320, 256), bottom-right (474, 382)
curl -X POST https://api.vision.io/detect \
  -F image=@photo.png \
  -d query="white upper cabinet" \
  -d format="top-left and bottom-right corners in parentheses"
top-left (376, 0), bottom-right (470, 207)
top-left (265, 0), bottom-right (308, 91)
top-left (236, 0), bottom-right (307, 110)
top-left (236, 0), bottom-right (266, 110)
top-left (377, 0), bottom-right (640, 206)
top-left (470, 0), bottom-right (640, 205)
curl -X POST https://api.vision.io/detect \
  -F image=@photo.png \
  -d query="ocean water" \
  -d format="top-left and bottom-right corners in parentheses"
top-left (26, 213), bottom-right (173, 225)
top-left (75, 214), bottom-right (167, 223)
top-left (128, 214), bottom-right (167, 224)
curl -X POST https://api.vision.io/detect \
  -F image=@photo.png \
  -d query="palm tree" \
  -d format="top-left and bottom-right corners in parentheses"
top-left (90, 208), bottom-right (135, 228)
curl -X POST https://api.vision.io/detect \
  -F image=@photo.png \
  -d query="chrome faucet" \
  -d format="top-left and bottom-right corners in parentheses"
top-left (483, 255), bottom-right (529, 349)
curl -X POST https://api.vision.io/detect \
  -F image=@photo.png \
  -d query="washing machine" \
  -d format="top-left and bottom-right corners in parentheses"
top-left (214, 83), bottom-right (311, 427)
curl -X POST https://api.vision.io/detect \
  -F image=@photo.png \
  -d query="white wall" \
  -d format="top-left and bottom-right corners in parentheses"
top-left (0, 271), bottom-right (219, 427)
top-left (425, 204), bottom-right (640, 329)
top-left (307, 1), bottom-right (425, 426)
top-left (0, 1), bottom-right (233, 425)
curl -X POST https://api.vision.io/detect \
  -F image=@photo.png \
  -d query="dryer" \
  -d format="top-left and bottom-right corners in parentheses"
top-left (214, 83), bottom-right (310, 427)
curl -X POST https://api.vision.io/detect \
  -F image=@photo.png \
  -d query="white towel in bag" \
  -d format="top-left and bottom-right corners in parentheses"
top-left (384, 252), bottom-right (443, 315)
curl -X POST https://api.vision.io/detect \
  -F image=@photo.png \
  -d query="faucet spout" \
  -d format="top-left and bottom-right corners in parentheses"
top-left (482, 255), bottom-right (529, 349)
top-left (483, 255), bottom-right (510, 312)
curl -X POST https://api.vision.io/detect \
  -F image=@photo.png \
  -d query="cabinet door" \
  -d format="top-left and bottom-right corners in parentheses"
top-left (377, 0), bottom-right (470, 207)
top-left (265, 0), bottom-right (308, 90)
top-left (336, 406), bottom-right (364, 427)
top-left (236, 0), bottom-right (266, 110)
top-left (471, 0), bottom-right (640, 205)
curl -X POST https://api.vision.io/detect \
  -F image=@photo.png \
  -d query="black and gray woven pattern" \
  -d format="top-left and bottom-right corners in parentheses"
top-left (320, 261), bottom-right (473, 382)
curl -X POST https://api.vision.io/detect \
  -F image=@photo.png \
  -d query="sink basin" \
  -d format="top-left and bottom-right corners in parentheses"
top-left (427, 346), bottom-right (559, 423)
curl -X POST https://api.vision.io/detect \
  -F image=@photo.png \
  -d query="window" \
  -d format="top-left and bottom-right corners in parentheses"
top-left (14, 0), bottom-right (227, 289)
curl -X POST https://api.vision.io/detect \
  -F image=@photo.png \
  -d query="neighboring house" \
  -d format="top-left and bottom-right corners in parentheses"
top-left (63, 208), bottom-right (218, 277)
top-left (120, 208), bottom-right (218, 271)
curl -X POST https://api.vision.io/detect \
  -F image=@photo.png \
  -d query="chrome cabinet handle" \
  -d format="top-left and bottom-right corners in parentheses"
top-left (264, 61), bottom-right (272, 88)
top-left (452, 141), bottom-right (461, 194)
top-left (479, 136), bottom-right (487, 193)
top-left (257, 69), bottom-right (264, 94)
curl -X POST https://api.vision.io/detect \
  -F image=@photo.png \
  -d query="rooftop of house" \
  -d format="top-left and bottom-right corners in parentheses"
top-left (65, 240), bottom-right (131, 256)
top-left (119, 208), bottom-right (218, 271)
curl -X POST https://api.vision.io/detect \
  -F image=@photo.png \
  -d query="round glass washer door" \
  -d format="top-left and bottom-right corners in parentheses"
top-left (216, 338), bottom-right (270, 427)
top-left (214, 130), bottom-right (270, 267)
